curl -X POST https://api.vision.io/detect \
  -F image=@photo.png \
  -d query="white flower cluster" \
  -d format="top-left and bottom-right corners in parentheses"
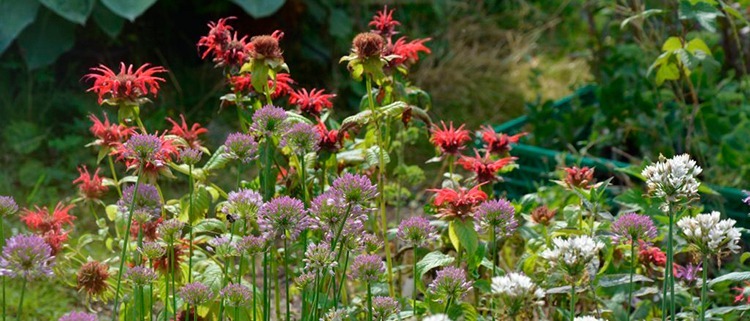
top-left (677, 211), bottom-right (741, 255)
top-left (574, 316), bottom-right (606, 321)
top-left (541, 235), bottom-right (604, 275)
top-left (422, 314), bottom-right (452, 321)
top-left (491, 272), bottom-right (545, 302)
top-left (641, 154), bottom-right (702, 207)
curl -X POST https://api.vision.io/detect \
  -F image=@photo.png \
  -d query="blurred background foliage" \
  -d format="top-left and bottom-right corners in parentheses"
top-left (0, 0), bottom-right (592, 207)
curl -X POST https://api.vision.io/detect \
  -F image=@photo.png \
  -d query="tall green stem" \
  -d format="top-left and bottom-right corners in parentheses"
top-left (491, 228), bottom-right (497, 321)
top-left (569, 283), bottom-right (576, 321)
top-left (284, 237), bottom-right (291, 321)
top-left (443, 296), bottom-right (453, 314)
top-left (219, 222), bottom-right (236, 321)
top-left (252, 255), bottom-right (257, 321)
top-left (108, 155), bottom-right (122, 197)
top-left (299, 155), bottom-right (309, 206)
top-left (188, 165), bottom-right (194, 283)
top-left (17, 279), bottom-right (26, 321)
top-left (628, 241), bottom-right (636, 319)
top-left (366, 282), bottom-right (373, 321)
top-left (139, 286), bottom-right (145, 321)
top-left (413, 247), bottom-right (419, 316)
top-left (669, 213), bottom-right (675, 318)
top-left (1, 217), bottom-right (5, 321)
top-left (112, 164), bottom-right (144, 321)
top-left (262, 139), bottom-right (274, 201)
top-left (700, 255), bottom-right (708, 321)
top-left (170, 242), bottom-right (177, 321)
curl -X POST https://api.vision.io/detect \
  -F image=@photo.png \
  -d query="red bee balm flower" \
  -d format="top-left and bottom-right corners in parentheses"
top-left (84, 63), bottom-right (167, 105)
top-left (230, 72), bottom-right (295, 98)
top-left (457, 150), bottom-right (517, 184)
top-left (88, 114), bottom-right (135, 148)
top-left (20, 202), bottom-right (76, 254)
top-left (197, 17), bottom-right (235, 60)
top-left (166, 114), bottom-right (208, 149)
top-left (480, 126), bottom-right (526, 155)
top-left (316, 121), bottom-right (346, 153)
top-left (430, 121), bottom-right (471, 155)
top-left (563, 166), bottom-right (595, 189)
top-left (73, 166), bottom-right (109, 200)
top-left (369, 5), bottom-right (401, 37)
top-left (289, 88), bottom-right (336, 116)
top-left (429, 185), bottom-right (488, 220)
top-left (392, 37), bottom-right (431, 65)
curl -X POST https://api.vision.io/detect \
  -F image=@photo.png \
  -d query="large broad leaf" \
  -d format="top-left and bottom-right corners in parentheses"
top-left (230, 0), bottom-right (285, 19)
top-left (415, 251), bottom-right (454, 277)
top-left (449, 219), bottom-right (478, 256)
top-left (92, 3), bottom-right (124, 38)
top-left (598, 273), bottom-right (654, 287)
top-left (678, 0), bottom-right (723, 32)
top-left (17, 8), bottom-right (75, 69)
top-left (39, 0), bottom-right (94, 25)
top-left (708, 271), bottom-right (750, 287)
top-left (0, 0), bottom-right (40, 54)
top-left (100, 0), bottom-right (157, 21)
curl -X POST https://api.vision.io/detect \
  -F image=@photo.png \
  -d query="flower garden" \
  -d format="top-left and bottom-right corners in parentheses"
top-left (1, 1), bottom-right (750, 321)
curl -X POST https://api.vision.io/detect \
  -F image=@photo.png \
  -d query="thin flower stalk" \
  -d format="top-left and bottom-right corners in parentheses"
top-left (112, 163), bottom-right (144, 321)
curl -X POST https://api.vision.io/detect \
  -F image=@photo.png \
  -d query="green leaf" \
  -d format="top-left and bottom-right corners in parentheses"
top-left (655, 62), bottom-right (680, 85)
top-left (250, 62), bottom-right (270, 94)
top-left (192, 218), bottom-right (226, 234)
top-left (620, 9), bottom-right (664, 29)
top-left (92, 3), bottom-right (124, 38)
top-left (16, 8), bottom-right (75, 69)
top-left (230, 0), bottom-right (285, 19)
top-left (708, 272), bottom-right (750, 287)
top-left (686, 38), bottom-right (711, 56)
top-left (181, 185), bottom-right (211, 225)
top-left (679, 0), bottom-right (723, 32)
top-left (203, 145), bottom-right (232, 173)
top-left (450, 219), bottom-right (478, 256)
top-left (705, 305), bottom-right (750, 316)
top-left (662, 37), bottom-right (683, 52)
top-left (0, 0), bottom-right (40, 54)
top-left (415, 251), bottom-right (454, 277)
top-left (598, 273), bottom-right (654, 287)
top-left (106, 204), bottom-right (118, 221)
top-left (39, 0), bottom-right (94, 25)
top-left (3, 121), bottom-right (45, 154)
top-left (100, 0), bottom-right (157, 21)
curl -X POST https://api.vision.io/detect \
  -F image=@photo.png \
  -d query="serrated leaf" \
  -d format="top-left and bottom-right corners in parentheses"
top-left (0, 0), bottom-right (40, 54)
top-left (100, 0), bottom-right (157, 21)
top-left (679, 0), bottom-right (723, 32)
top-left (40, 0), bottom-right (94, 25)
top-left (203, 145), bottom-right (232, 172)
top-left (708, 272), bottom-right (750, 287)
top-left (598, 273), bottom-right (654, 287)
top-left (416, 251), bottom-right (454, 277)
top-left (230, 0), bottom-right (285, 19)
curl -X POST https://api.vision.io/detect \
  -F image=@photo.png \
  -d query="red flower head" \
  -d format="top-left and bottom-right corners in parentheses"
top-left (131, 217), bottom-right (163, 242)
top-left (563, 166), bottom-right (595, 189)
top-left (73, 166), bottom-right (109, 200)
top-left (21, 202), bottom-right (76, 254)
top-left (457, 150), bottom-right (517, 184)
top-left (733, 283), bottom-right (750, 304)
top-left (166, 114), bottom-right (208, 149)
top-left (369, 5), bottom-right (401, 37)
top-left (230, 72), bottom-right (295, 98)
top-left (84, 63), bottom-right (167, 105)
top-left (197, 17), bottom-right (235, 60)
top-left (316, 121), bottom-right (346, 153)
top-left (391, 37), bottom-right (431, 66)
top-left (638, 241), bottom-right (667, 268)
top-left (249, 30), bottom-right (284, 60)
top-left (88, 114), bottom-right (135, 148)
top-left (480, 126), bottom-right (526, 155)
top-left (219, 32), bottom-right (252, 68)
top-left (429, 184), bottom-right (488, 220)
top-left (289, 88), bottom-right (336, 116)
top-left (430, 121), bottom-right (471, 155)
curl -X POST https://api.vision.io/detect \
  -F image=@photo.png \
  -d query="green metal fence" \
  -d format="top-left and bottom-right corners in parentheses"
top-left (492, 85), bottom-right (749, 224)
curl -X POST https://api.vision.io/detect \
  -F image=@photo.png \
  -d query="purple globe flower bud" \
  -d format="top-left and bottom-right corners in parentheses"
top-left (237, 235), bottom-right (266, 255)
top-left (138, 241), bottom-right (166, 260)
top-left (359, 233), bottom-right (383, 254)
top-left (258, 196), bottom-right (312, 240)
top-left (58, 311), bottom-right (97, 321)
top-left (475, 199), bottom-right (517, 238)
top-left (349, 254), bottom-right (384, 282)
top-left (157, 218), bottom-right (185, 243)
top-left (281, 122), bottom-right (320, 154)
top-left (223, 133), bottom-right (258, 164)
top-left (0, 196), bottom-right (18, 217)
top-left (208, 235), bottom-right (240, 257)
top-left (0, 234), bottom-right (54, 281)
top-left (311, 190), bottom-right (368, 244)
top-left (296, 271), bottom-right (316, 288)
top-left (331, 173), bottom-right (378, 204)
top-left (303, 242), bottom-right (337, 275)
top-left (123, 134), bottom-right (162, 162)
top-left (428, 266), bottom-right (472, 301)
top-left (125, 266), bottom-right (158, 286)
top-left (179, 147), bottom-right (203, 166)
top-left (222, 188), bottom-right (263, 220)
top-left (397, 216), bottom-right (435, 246)
top-left (118, 184), bottom-right (161, 221)
top-left (251, 105), bottom-right (288, 136)
top-left (372, 296), bottom-right (400, 321)
top-left (220, 283), bottom-right (252, 307)
top-left (178, 282), bottom-right (214, 305)
top-left (611, 213), bottom-right (657, 244)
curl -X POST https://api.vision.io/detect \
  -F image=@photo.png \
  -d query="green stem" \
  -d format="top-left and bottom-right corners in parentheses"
top-left (413, 246), bottom-right (419, 316)
top-left (171, 243), bottom-right (177, 321)
top-left (163, 273), bottom-right (168, 321)
top-left (448, 155), bottom-right (454, 182)
top-left (219, 223), bottom-right (236, 321)
top-left (570, 283), bottom-right (576, 321)
top-left (16, 279), bottom-right (26, 321)
top-left (700, 255), bottom-right (708, 321)
top-left (188, 165), bottom-right (194, 283)
top-left (491, 228), bottom-right (497, 321)
top-left (88, 200), bottom-right (100, 222)
top-left (311, 271), bottom-right (320, 321)
top-left (284, 237), bottom-right (291, 321)
top-left (669, 213), bottom-right (675, 318)
top-left (443, 296), bottom-right (453, 315)
top-left (112, 164), bottom-right (144, 321)
top-left (237, 163), bottom-right (243, 188)
top-left (108, 154), bottom-right (122, 197)
top-left (299, 155), bottom-right (309, 206)
top-left (335, 250), bottom-right (350, 306)
top-left (193, 305), bottom-right (198, 321)
top-left (139, 286), bottom-right (145, 321)
top-left (262, 139), bottom-right (274, 201)
top-left (274, 249), bottom-right (281, 321)
top-left (252, 255), bottom-right (256, 321)
top-left (366, 282), bottom-right (373, 321)
top-left (1, 217), bottom-right (5, 321)
top-left (263, 251), bottom-right (270, 321)
top-left (628, 241), bottom-right (636, 320)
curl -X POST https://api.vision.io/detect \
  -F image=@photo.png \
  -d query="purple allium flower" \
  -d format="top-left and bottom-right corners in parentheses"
top-left (237, 235), bottom-right (266, 255)
top-left (428, 266), bottom-right (472, 300)
top-left (0, 196), bottom-right (18, 217)
top-left (138, 241), bottom-right (166, 260)
top-left (372, 296), bottom-right (400, 321)
top-left (58, 311), bottom-right (97, 321)
top-left (281, 122), bottom-right (321, 154)
top-left (359, 232), bottom-right (383, 254)
top-left (321, 308), bottom-right (347, 321)
top-left (251, 105), bottom-right (288, 136)
top-left (296, 271), bottom-right (316, 288)
top-left (611, 213), bottom-right (658, 244)
top-left (179, 147), bottom-right (203, 166)
top-left (118, 184), bottom-right (161, 222)
top-left (157, 218), bottom-right (185, 243)
top-left (0, 234), bottom-right (54, 281)
top-left (674, 263), bottom-right (701, 285)
top-left (125, 266), bottom-right (158, 286)
top-left (223, 132), bottom-right (258, 164)
top-left (220, 283), bottom-right (252, 307)
top-left (223, 188), bottom-right (264, 220)
top-left (123, 133), bottom-right (162, 161)
top-left (349, 254), bottom-right (384, 282)
top-left (208, 235), bottom-right (239, 257)
top-left (303, 242), bottom-right (337, 275)
top-left (311, 190), bottom-right (368, 244)
top-left (258, 196), bottom-right (312, 240)
top-left (331, 173), bottom-right (378, 204)
top-left (178, 282), bottom-right (214, 305)
top-left (475, 199), bottom-right (518, 238)
top-left (397, 216), bottom-right (435, 246)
